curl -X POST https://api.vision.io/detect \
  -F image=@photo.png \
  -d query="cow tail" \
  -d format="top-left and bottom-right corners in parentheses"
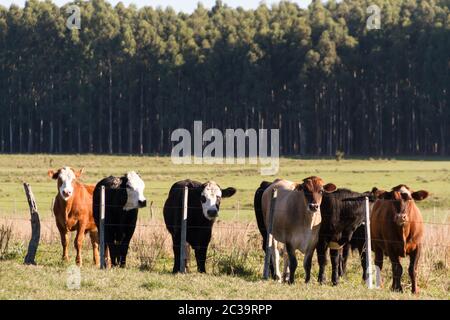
top-left (254, 181), bottom-right (272, 249)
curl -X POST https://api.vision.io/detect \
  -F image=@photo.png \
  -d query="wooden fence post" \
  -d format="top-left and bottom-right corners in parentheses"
top-left (100, 185), bottom-right (106, 269)
top-left (365, 196), bottom-right (374, 289)
top-left (263, 188), bottom-right (277, 279)
top-left (23, 183), bottom-right (40, 265)
top-left (179, 186), bottom-right (188, 273)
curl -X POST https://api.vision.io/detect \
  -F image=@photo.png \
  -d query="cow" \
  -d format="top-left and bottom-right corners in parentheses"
top-left (258, 177), bottom-right (337, 284)
top-left (339, 188), bottom-right (385, 282)
top-left (93, 171), bottom-right (146, 268)
top-left (163, 180), bottom-right (236, 273)
top-left (316, 188), bottom-right (379, 285)
top-left (371, 185), bottom-right (428, 293)
top-left (48, 167), bottom-right (99, 266)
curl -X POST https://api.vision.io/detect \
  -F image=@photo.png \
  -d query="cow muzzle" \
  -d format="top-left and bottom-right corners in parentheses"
top-left (394, 213), bottom-right (408, 226)
top-left (60, 189), bottom-right (72, 200)
top-left (207, 209), bottom-right (218, 219)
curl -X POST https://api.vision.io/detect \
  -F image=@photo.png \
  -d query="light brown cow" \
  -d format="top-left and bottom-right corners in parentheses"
top-left (261, 177), bottom-right (337, 284)
top-left (371, 185), bottom-right (428, 293)
top-left (48, 167), bottom-right (99, 266)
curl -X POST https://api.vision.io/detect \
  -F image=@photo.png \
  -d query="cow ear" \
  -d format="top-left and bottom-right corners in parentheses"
top-left (323, 183), bottom-right (337, 193)
top-left (221, 187), bottom-right (236, 198)
top-left (75, 168), bottom-right (84, 178)
top-left (372, 187), bottom-right (386, 199)
top-left (48, 170), bottom-right (58, 179)
top-left (412, 190), bottom-right (429, 201)
top-left (379, 191), bottom-right (392, 199)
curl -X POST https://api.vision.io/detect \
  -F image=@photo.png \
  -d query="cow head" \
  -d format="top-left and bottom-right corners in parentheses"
top-left (377, 185), bottom-right (429, 226)
top-left (122, 171), bottom-right (147, 211)
top-left (199, 181), bottom-right (236, 221)
top-left (296, 176), bottom-right (337, 213)
top-left (48, 167), bottom-right (84, 201)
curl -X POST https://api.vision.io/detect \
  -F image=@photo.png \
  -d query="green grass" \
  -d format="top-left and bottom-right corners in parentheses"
top-left (0, 154), bottom-right (449, 221)
top-left (0, 154), bottom-right (449, 300)
top-left (0, 241), bottom-right (448, 300)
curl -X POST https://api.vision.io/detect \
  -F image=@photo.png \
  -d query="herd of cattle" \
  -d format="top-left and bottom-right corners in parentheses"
top-left (47, 167), bottom-right (429, 294)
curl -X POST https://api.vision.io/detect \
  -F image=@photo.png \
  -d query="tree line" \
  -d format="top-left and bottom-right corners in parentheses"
top-left (0, 0), bottom-right (449, 156)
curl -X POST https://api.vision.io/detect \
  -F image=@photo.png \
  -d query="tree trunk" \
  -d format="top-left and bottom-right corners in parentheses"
top-left (108, 57), bottom-right (113, 154)
top-left (139, 72), bottom-right (144, 155)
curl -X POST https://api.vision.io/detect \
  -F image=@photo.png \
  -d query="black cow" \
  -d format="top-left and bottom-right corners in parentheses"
top-left (339, 187), bottom-right (384, 282)
top-left (316, 188), bottom-right (375, 285)
top-left (163, 179), bottom-right (236, 273)
top-left (93, 171), bottom-right (146, 267)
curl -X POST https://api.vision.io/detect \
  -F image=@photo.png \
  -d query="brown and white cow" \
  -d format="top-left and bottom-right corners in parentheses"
top-left (371, 185), bottom-right (428, 293)
top-left (48, 167), bottom-right (99, 266)
top-left (260, 177), bottom-right (337, 284)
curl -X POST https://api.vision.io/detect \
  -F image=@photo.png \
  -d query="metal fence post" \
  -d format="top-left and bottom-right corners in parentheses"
top-left (364, 196), bottom-right (373, 289)
top-left (263, 188), bottom-right (277, 279)
top-left (179, 186), bottom-right (188, 273)
top-left (100, 185), bottom-right (106, 269)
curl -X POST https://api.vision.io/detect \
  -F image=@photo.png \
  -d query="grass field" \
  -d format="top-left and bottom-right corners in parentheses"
top-left (0, 154), bottom-right (449, 300)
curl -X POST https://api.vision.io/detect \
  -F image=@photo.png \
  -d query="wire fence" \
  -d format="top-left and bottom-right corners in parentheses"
top-left (0, 181), bottom-right (448, 285)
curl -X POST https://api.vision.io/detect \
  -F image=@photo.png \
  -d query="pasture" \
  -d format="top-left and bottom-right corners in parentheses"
top-left (0, 154), bottom-right (449, 299)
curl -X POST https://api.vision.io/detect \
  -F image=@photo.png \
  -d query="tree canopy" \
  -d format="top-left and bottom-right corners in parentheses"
top-left (0, 0), bottom-right (448, 156)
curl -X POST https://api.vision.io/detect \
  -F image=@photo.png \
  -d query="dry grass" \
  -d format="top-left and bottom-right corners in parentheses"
top-left (0, 217), bottom-right (448, 299)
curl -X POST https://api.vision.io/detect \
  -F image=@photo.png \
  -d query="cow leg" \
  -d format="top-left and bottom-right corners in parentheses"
top-left (74, 226), bottom-right (86, 267)
top-left (316, 240), bottom-right (328, 284)
top-left (303, 249), bottom-right (314, 284)
top-left (286, 243), bottom-right (297, 285)
top-left (172, 243), bottom-right (181, 273)
top-left (330, 249), bottom-right (340, 286)
top-left (389, 256), bottom-right (403, 292)
top-left (374, 249), bottom-right (383, 288)
top-left (194, 245), bottom-right (207, 273)
top-left (270, 238), bottom-right (282, 282)
top-left (118, 242), bottom-right (131, 268)
top-left (89, 230), bottom-right (100, 267)
top-left (281, 246), bottom-right (290, 283)
top-left (57, 225), bottom-right (70, 262)
top-left (341, 244), bottom-right (350, 277)
top-left (408, 246), bottom-right (421, 294)
top-left (105, 246), bottom-right (111, 268)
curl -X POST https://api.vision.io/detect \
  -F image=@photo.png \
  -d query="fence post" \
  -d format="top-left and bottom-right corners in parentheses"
top-left (263, 188), bottom-right (277, 279)
top-left (99, 185), bottom-right (106, 269)
top-left (179, 186), bottom-right (188, 273)
top-left (23, 183), bottom-right (40, 265)
top-left (364, 196), bottom-right (373, 289)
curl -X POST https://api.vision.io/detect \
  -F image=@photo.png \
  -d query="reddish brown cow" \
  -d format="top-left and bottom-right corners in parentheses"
top-left (371, 185), bottom-right (428, 293)
top-left (48, 167), bottom-right (99, 266)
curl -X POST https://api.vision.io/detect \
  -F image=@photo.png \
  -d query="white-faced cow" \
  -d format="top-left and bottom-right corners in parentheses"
top-left (48, 167), bottom-right (99, 266)
top-left (93, 171), bottom-right (146, 268)
top-left (258, 177), bottom-right (337, 284)
top-left (163, 179), bottom-right (236, 273)
top-left (371, 185), bottom-right (428, 293)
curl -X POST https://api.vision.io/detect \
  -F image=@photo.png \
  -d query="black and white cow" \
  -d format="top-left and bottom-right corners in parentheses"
top-left (93, 171), bottom-right (146, 267)
top-left (163, 179), bottom-right (236, 273)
